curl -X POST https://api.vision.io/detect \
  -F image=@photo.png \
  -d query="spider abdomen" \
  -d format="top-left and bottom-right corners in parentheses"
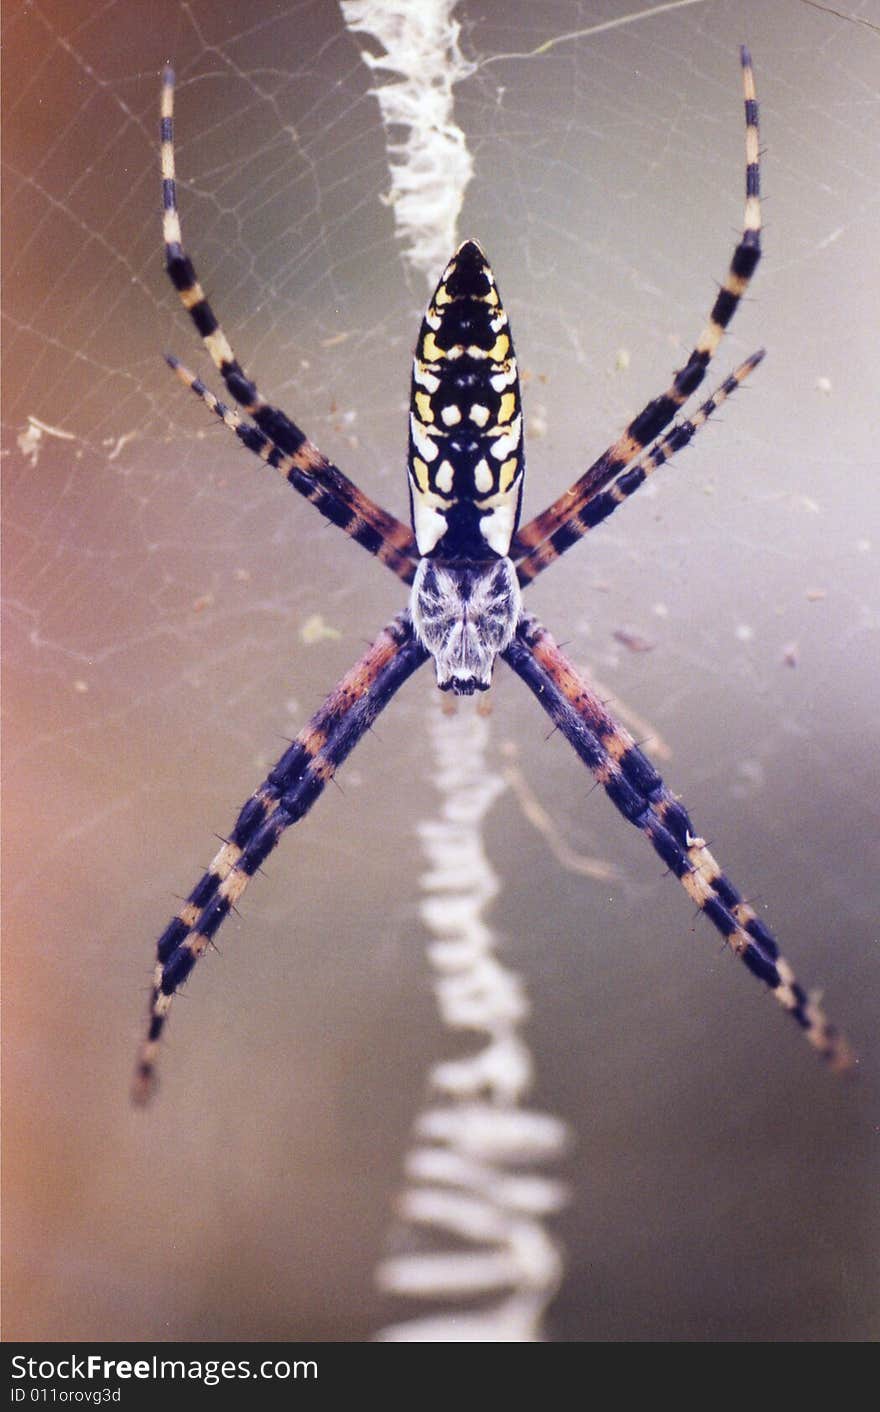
top-left (408, 240), bottom-right (525, 559)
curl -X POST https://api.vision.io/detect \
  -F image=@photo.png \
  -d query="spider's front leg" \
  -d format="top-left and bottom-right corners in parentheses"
top-left (133, 614), bottom-right (428, 1103)
top-left (503, 616), bottom-right (854, 1072)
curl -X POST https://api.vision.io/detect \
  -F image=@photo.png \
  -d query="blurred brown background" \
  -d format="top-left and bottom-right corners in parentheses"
top-left (3, 0), bottom-right (878, 1341)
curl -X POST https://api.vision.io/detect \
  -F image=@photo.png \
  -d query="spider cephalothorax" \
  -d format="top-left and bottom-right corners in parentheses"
top-left (134, 52), bottom-right (852, 1105)
top-left (410, 555), bottom-right (521, 693)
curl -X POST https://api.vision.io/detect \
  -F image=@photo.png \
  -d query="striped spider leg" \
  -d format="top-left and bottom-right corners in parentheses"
top-left (160, 66), bottom-right (418, 581)
top-left (512, 45), bottom-right (762, 563)
top-left (165, 354), bottom-right (419, 585)
top-left (515, 349), bottom-right (765, 587)
top-left (136, 50), bottom-right (852, 1102)
top-left (504, 621), bottom-right (853, 1072)
top-left (133, 616), bottom-right (427, 1102)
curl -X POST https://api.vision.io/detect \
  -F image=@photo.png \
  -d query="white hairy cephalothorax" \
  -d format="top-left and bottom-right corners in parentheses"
top-left (410, 556), bottom-right (522, 693)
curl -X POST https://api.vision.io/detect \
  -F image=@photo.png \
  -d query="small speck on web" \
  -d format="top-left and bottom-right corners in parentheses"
top-left (527, 406), bottom-right (548, 439)
top-left (300, 614), bottom-right (341, 645)
top-left (613, 628), bottom-right (654, 653)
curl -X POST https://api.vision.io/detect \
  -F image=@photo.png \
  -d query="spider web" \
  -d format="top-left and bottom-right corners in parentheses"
top-left (4, 0), bottom-right (879, 1344)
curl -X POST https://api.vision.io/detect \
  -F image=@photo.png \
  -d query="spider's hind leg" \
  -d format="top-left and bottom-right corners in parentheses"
top-left (161, 69), bottom-right (368, 468)
top-left (515, 350), bottom-right (764, 586)
top-left (513, 46), bottom-right (762, 560)
top-left (160, 68), bottom-right (274, 429)
top-left (159, 68), bottom-right (418, 575)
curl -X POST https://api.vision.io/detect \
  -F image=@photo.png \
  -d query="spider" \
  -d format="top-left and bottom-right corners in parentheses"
top-left (133, 49), bottom-right (852, 1103)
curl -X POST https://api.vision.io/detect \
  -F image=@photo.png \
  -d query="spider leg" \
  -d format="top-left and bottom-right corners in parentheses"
top-left (160, 67), bottom-right (418, 570)
top-left (513, 47), bottom-right (761, 560)
top-left (503, 616), bottom-right (854, 1072)
top-left (133, 612), bottom-right (428, 1103)
top-left (516, 350), bottom-right (763, 587)
top-left (166, 355), bottom-right (418, 584)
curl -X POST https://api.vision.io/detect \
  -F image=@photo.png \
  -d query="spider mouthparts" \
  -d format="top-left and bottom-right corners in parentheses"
top-left (438, 675), bottom-right (488, 697)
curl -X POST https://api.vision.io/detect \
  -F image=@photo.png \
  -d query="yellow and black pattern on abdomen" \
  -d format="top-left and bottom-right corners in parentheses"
top-left (504, 617), bottom-right (853, 1072)
top-left (408, 240), bottom-right (524, 558)
top-left (133, 615), bottom-right (428, 1102)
